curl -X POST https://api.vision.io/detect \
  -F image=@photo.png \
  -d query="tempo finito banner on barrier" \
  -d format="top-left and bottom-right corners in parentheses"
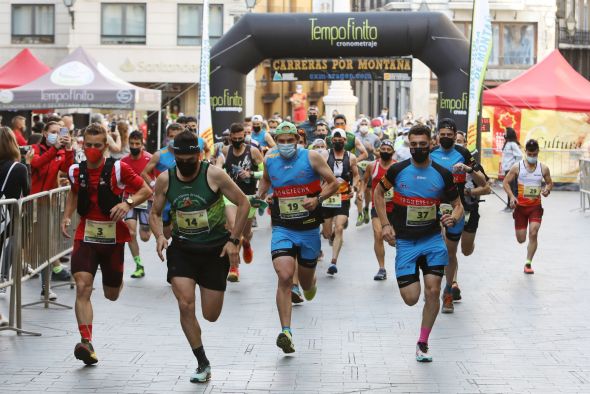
top-left (467, 0), bottom-right (493, 153)
top-left (198, 0), bottom-right (214, 149)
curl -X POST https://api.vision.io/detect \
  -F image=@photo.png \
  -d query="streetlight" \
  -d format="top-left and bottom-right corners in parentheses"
top-left (566, 11), bottom-right (577, 36)
top-left (63, 0), bottom-right (76, 29)
top-left (245, 0), bottom-right (257, 13)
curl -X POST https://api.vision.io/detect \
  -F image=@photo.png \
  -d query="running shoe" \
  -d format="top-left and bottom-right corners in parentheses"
top-left (276, 330), bottom-right (295, 354)
top-left (190, 365), bottom-right (211, 383)
top-left (74, 339), bottom-right (98, 365)
top-left (227, 266), bottom-right (239, 282)
top-left (303, 284), bottom-right (317, 301)
top-left (416, 342), bottom-right (432, 362)
top-left (327, 264), bottom-right (338, 275)
top-left (130, 265), bottom-right (145, 278)
top-left (291, 285), bottom-right (304, 304)
top-left (363, 208), bottom-right (370, 224)
top-left (451, 282), bottom-right (462, 301)
top-left (40, 289), bottom-right (57, 301)
top-left (441, 291), bottom-right (454, 314)
top-left (523, 264), bottom-right (534, 274)
top-left (243, 242), bottom-right (253, 264)
top-left (356, 212), bottom-right (364, 227)
top-left (373, 268), bottom-right (387, 281)
top-left (52, 267), bottom-right (71, 281)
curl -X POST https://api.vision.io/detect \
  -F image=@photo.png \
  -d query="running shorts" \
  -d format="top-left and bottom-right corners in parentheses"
top-left (463, 208), bottom-right (480, 234)
top-left (271, 226), bottom-right (321, 269)
top-left (124, 201), bottom-right (152, 226)
top-left (322, 200), bottom-right (351, 219)
top-left (166, 239), bottom-right (230, 291)
top-left (223, 196), bottom-right (257, 219)
top-left (513, 204), bottom-right (543, 230)
top-left (445, 214), bottom-right (465, 242)
top-left (395, 233), bottom-right (448, 288)
top-left (71, 241), bottom-right (125, 288)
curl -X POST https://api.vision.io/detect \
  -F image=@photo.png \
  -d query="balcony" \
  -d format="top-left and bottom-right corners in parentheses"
top-left (559, 27), bottom-right (590, 48)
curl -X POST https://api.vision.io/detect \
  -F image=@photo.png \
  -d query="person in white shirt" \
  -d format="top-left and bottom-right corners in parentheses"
top-left (501, 127), bottom-right (522, 211)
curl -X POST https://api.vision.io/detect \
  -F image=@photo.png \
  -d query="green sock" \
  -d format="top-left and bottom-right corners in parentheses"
top-left (525, 259), bottom-right (532, 266)
top-left (52, 265), bottom-right (63, 274)
top-left (134, 256), bottom-right (143, 267)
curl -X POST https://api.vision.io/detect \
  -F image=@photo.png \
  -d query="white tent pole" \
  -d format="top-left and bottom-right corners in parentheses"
top-left (157, 110), bottom-right (162, 150)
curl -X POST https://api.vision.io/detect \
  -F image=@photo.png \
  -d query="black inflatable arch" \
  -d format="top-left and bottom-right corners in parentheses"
top-left (210, 12), bottom-right (469, 139)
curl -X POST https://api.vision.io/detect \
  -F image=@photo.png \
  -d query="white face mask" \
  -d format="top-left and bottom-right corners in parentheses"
top-left (360, 126), bottom-right (369, 134)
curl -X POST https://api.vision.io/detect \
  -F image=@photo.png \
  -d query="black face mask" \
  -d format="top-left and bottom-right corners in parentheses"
top-left (129, 147), bottom-right (141, 156)
top-left (439, 137), bottom-right (454, 149)
top-left (380, 151), bottom-right (393, 161)
top-left (308, 114), bottom-right (317, 124)
top-left (253, 126), bottom-right (261, 133)
top-left (176, 159), bottom-right (199, 177)
top-left (231, 139), bottom-right (244, 149)
top-left (410, 147), bottom-right (430, 163)
top-left (333, 141), bottom-right (345, 151)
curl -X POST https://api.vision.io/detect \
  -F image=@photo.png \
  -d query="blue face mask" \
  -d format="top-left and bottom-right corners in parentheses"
top-left (47, 133), bottom-right (58, 145)
top-left (526, 156), bottom-right (537, 164)
top-left (168, 140), bottom-right (174, 149)
top-left (278, 143), bottom-right (297, 159)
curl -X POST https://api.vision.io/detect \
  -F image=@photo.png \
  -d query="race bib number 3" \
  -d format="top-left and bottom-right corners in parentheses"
top-left (524, 186), bottom-right (541, 199)
top-left (176, 210), bottom-right (210, 235)
top-left (84, 220), bottom-right (116, 244)
top-left (406, 205), bottom-right (436, 226)
top-left (279, 196), bottom-right (309, 219)
top-left (322, 194), bottom-right (342, 208)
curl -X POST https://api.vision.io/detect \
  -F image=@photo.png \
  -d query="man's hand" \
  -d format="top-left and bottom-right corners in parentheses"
top-left (303, 197), bottom-right (319, 211)
top-left (238, 170), bottom-right (251, 180)
top-left (441, 214), bottom-right (456, 228)
top-left (110, 202), bottom-right (131, 222)
top-left (156, 235), bottom-right (168, 261)
top-left (541, 188), bottom-right (551, 197)
top-left (220, 241), bottom-right (240, 268)
top-left (452, 163), bottom-right (468, 173)
top-left (382, 224), bottom-right (396, 246)
top-left (61, 217), bottom-right (71, 238)
top-left (509, 198), bottom-right (517, 209)
top-left (25, 149), bottom-right (34, 165)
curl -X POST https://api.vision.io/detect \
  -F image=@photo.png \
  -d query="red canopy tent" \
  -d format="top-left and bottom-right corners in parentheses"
top-left (483, 49), bottom-right (590, 112)
top-left (0, 48), bottom-right (51, 89)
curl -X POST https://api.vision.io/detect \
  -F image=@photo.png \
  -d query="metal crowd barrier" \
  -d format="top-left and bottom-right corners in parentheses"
top-left (0, 186), bottom-right (77, 336)
top-left (580, 159), bottom-right (590, 212)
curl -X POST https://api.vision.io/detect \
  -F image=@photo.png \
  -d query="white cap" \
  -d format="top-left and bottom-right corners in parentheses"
top-left (252, 114), bottom-right (263, 122)
top-left (331, 128), bottom-right (346, 138)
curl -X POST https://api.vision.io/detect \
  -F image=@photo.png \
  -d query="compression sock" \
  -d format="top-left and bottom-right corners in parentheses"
top-left (79, 324), bottom-right (92, 342)
top-left (525, 259), bottom-right (532, 267)
top-left (133, 256), bottom-right (143, 267)
top-left (418, 327), bottom-right (432, 345)
top-left (282, 326), bottom-right (292, 335)
top-left (52, 265), bottom-right (64, 274)
top-left (193, 346), bottom-right (210, 368)
top-left (444, 284), bottom-right (452, 293)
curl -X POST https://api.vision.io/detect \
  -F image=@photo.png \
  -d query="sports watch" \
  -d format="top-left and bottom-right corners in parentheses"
top-left (228, 237), bottom-right (240, 246)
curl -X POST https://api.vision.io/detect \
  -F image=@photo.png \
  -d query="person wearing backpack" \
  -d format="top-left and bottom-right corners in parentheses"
top-left (0, 127), bottom-right (30, 326)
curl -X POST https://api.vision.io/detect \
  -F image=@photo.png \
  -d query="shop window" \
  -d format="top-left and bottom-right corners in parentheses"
top-left (178, 4), bottom-right (223, 46)
top-left (101, 3), bottom-right (146, 45)
top-left (11, 4), bottom-right (55, 44)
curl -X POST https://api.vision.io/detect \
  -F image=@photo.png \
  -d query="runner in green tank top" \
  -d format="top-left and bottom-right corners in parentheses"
top-left (149, 131), bottom-right (250, 384)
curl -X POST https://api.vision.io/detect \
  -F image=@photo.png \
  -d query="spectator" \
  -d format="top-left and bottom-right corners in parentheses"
top-left (297, 129), bottom-right (308, 149)
top-left (298, 106), bottom-right (319, 142)
top-left (62, 115), bottom-right (74, 132)
top-left (0, 127), bottom-right (30, 326)
top-left (355, 118), bottom-right (381, 161)
top-left (10, 116), bottom-right (28, 146)
top-left (109, 121), bottom-right (130, 160)
top-left (31, 121), bottom-right (45, 134)
top-left (501, 127), bottom-right (522, 211)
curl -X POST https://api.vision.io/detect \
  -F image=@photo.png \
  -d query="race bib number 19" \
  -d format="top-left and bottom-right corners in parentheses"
top-left (279, 196), bottom-right (309, 219)
top-left (84, 220), bottom-right (116, 244)
top-left (176, 210), bottom-right (210, 235)
top-left (406, 205), bottom-right (436, 226)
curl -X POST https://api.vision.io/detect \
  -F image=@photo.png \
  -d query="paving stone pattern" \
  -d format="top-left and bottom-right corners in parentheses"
top-left (1, 190), bottom-right (589, 393)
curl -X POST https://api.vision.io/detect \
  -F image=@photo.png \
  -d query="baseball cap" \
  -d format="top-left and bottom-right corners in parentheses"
top-left (381, 140), bottom-right (395, 149)
top-left (437, 118), bottom-right (457, 132)
top-left (275, 121), bottom-right (297, 135)
top-left (252, 115), bottom-right (263, 122)
top-left (331, 128), bottom-right (346, 138)
top-left (371, 118), bottom-right (383, 128)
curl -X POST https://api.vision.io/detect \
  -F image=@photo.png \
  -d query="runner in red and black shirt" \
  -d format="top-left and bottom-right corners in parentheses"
top-left (61, 123), bottom-right (151, 366)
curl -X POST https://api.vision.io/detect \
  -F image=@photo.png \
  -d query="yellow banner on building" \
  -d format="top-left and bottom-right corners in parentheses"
top-left (480, 105), bottom-right (590, 183)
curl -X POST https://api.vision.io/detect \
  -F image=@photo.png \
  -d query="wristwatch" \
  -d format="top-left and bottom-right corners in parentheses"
top-left (228, 237), bottom-right (240, 246)
top-left (125, 197), bottom-right (134, 206)
top-left (317, 195), bottom-right (325, 205)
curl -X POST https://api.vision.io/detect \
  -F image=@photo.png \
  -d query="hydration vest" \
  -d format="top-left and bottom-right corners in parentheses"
top-left (77, 158), bottom-right (121, 216)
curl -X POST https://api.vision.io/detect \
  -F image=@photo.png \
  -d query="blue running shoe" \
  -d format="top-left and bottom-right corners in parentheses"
top-left (327, 264), bottom-right (338, 275)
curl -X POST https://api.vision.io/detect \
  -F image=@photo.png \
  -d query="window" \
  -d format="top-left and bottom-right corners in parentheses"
top-left (178, 4), bottom-right (223, 46)
top-left (101, 3), bottom-right (146, 45)
top-left (455, 22), bottom-right (536, 67)
top-left (11, 4), bottom-right (55, 44)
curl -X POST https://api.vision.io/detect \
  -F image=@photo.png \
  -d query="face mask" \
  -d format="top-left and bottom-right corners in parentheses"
top-left (360, 126), bottom-right (369, 135)
top-left (253, 126), bottom-right (261, 133)
top-left (168, 140), bottom-right (175, 149)
top-left (84, 147), bottom-right (103, 163)
top-left (456, 143), bottom-right (464, 147)
top-left (232, 139), bottom-right (244, 149)
top-left (308, 114), bottom-right (317, 124)
top-left (46, 133), bottom-right (58, 145)
top-left (130, 147), bottom-right (141, 156)
top-left (439, 137), bottom-right (454, 149)
top-left (176, 159), bottom-right (198, 177)
top-left (410, 147), bottom-right (430, 163)
top-left (278, 143), bottom-right (297, 159)
top-left (333, 141), bottom-right (345, 151)
top-left (526, 156), bottom-right (537, 164)
top-left (380, 151), bottom-right (393, 161)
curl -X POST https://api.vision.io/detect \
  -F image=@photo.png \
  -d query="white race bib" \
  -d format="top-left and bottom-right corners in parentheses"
top-left (406, 205), bottom-right (436, 226)
top-left (278, 196), bottom-right (309, 219)
top-left (322, 194), bottom-right (342, 208)
top-left (84, 220), bottom-right (116, 244)
top-left (176, 210), bottom-right (210, 235)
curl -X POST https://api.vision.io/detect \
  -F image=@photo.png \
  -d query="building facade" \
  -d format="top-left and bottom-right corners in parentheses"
top-left (558, 0), bottom-right (590, 79)
top-left (0, 0), bottom-right (249, 118)
top-left (352, 0), bottom-right (556, 122)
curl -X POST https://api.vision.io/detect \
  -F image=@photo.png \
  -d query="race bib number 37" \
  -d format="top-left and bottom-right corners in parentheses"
top-left (406, 205), bottom-right (436, 226)
top-left (279, 196), bottom-right (309, 219)
top-left (84, 220), bottom-right (116, 244)
top-left (176, 210), bottom-right (210, 235)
